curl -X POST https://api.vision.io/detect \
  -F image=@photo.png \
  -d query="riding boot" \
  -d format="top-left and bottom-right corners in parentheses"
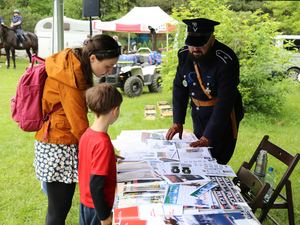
top-left (17, 35), bottom-right (23, 47)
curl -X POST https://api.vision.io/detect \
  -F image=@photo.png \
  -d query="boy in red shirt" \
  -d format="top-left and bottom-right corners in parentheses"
top-left (78, 83), bottom-right (123, 225)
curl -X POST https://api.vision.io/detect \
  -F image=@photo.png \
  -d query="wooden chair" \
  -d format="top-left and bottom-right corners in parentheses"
top-left (234, 166), bottom-right (270, 213)
top-left (233, 135), bottom-right (300, 225)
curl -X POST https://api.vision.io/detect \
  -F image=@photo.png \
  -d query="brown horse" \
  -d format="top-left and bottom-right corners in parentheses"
top-left (0, 41), bottom-right (7, 67)
top-left (0, 24), bottom-right (38, 69)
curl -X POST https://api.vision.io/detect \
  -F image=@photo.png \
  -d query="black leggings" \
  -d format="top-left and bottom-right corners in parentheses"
top-left (45, 182), bottom-right (76, 225)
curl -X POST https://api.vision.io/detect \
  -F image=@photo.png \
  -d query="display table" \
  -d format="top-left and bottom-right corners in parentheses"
top-left (112, 129), bottom-right (261, 225)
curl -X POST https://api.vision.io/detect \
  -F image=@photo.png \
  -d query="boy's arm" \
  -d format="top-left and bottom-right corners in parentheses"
top-left (90, 174), bottom-right (112, 222)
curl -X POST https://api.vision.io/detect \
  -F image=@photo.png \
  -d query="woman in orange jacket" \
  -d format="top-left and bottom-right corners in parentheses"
top-left (33, 34), bottom-right (121, 225)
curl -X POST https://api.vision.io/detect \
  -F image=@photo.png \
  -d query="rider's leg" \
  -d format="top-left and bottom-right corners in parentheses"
top-left (16, 29), bottom-right (23, 47)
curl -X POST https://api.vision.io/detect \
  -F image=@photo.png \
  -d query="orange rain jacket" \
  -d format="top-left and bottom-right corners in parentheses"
top-left (35, 49), bottom-right (91, 145)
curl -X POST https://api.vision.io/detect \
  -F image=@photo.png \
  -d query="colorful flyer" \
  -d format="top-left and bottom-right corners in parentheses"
top-left (190, 182), bottom-right (219, 198)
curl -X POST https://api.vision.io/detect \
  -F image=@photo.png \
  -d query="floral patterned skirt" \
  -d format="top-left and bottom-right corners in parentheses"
top-left (33, 140), bottom-right (78, 184)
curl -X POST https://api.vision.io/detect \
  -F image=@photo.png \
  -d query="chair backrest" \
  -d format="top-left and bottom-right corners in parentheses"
top-left (244, 135), bottom-right (299, 198)
top-left (246, 135), bottom-right (298, 169)
top-left (234, 166), bottom-right (270, 213)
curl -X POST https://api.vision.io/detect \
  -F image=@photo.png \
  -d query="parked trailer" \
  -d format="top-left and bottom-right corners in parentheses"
top-left (34, 16), bottom-right (102, 59)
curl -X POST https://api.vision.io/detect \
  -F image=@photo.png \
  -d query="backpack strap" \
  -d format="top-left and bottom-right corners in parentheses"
top-left (31, 54), bottom-right (45, 68)
top-left (43, 103), bottom-right (62, 141)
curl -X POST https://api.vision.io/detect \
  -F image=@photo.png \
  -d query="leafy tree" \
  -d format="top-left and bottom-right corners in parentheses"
top-left (64, 0), bottom-right (83, 20)
top-left (226, 0), bottom-right (265, 12)
top-left (162, 0), bottom-right (295, 114)
top-left (135, 0), bottom-right (190, 15)
top-left (63, 0), bottom-right (138, 21)
top-left (0, 6), bottom-right (44, 32)
top-left (264, 1), bottom-right (300, 35)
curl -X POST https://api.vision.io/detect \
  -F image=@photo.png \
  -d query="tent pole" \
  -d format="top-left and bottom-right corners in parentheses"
top-left (166, 33), bottom-right (169, 51)
top-left (128, 33), bottom-right (130, 52)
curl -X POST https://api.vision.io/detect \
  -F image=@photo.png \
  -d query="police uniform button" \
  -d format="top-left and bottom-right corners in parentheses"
top-left (196, 107), bottom-right (199, 110)
top-left (193, 82), bottom-right (196, 86)
top-left (191, 92), bottom-right (195, 96)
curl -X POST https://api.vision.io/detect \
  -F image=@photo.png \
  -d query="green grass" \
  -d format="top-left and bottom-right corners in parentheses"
top-left (0, 58), bottom-right (299, 224)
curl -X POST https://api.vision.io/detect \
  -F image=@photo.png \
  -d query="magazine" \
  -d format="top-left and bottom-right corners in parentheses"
top-left (114, 192), bottom-right (166, 208)
top-left (123, 180), bottom-right (167, 193)
top-left (114, 204), bottom-right (183, 225)
top-left (162, 174), bottom-right (210, 185)
top-left (141, 132), bottom-right (165, 142)
top-left (117, 161), bottom-right (152, 173)
top-left (189, 182), bottom-right (219, 198)
top-left (117, 170), bottom-right (161, 182)
top-left (183, 210), bottom-right (260, 225)
top-left (176, 147), bottom-right (213, 160)
top-left (164, 184), bottom-right (216, 208)
top-left (157, 161), bottom-right (236, 177)
top-left (146, 139), bottom-right (177, 152)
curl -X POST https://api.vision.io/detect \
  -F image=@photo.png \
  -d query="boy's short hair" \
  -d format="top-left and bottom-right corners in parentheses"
top-left (85, 83), bottom-right (123, 117)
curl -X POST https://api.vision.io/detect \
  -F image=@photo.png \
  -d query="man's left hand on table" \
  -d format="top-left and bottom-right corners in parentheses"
top-left (189, 136), bottom-right (211, 147)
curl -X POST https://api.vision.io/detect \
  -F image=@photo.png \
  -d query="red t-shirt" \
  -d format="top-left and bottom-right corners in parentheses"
top-left (78, 127), bottom-right (117, 208)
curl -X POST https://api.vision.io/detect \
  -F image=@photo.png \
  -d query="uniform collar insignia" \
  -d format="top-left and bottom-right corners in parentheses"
top-left (192, 22), bottom-right (197, 27)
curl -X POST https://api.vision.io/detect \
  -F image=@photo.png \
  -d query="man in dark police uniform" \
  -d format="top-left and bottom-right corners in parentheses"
top-left (166, 18), bottom-right (244, 165)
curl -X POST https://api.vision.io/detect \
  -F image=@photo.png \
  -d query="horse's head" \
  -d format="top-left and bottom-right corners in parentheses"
top-left (0, 24), bottom-right (3, 37)
top-left (0, 24), bottom-right (10, 37)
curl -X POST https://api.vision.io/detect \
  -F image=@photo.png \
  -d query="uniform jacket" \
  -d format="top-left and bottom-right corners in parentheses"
top-left (35, 48), bottom-right (91, 144)
top-left (12, 15), bottom-right (22, 29)
top-left (172, 40), bottom-right (244, 142)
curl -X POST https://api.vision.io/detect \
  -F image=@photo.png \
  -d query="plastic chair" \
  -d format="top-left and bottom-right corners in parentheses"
top-left (233, 135), bottom-right (300, 224)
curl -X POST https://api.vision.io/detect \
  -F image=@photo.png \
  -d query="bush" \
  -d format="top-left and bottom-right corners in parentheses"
top-left (162, 0), bottom-right (295, 115)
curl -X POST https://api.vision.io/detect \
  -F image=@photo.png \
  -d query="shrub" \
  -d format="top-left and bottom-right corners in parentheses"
top-left (162, 0), bottom-right (295, 115)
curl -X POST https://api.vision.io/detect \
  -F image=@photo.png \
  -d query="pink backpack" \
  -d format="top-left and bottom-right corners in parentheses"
top-left (11, 54), bottom-right (62, 139)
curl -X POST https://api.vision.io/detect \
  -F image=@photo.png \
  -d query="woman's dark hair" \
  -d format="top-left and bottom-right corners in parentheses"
top-left (72, 34), bottom-right (120, 86)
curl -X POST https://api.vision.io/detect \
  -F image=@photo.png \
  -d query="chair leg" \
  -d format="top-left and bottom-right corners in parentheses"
top-left (259, 180), bottom-right (295, 225)
top-left (286, 180), bottom-right (295, 225)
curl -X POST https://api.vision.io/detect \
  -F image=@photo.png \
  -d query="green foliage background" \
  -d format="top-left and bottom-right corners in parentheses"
top-left (162, 0), bottom-right (297, 114)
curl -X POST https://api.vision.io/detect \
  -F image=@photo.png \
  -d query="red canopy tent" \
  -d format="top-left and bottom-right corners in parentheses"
top-left (93, 6), bottom-right (177, 50)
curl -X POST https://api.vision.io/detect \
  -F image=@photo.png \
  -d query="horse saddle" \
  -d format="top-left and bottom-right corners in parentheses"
top-left (14, 31), bottom-right (27, 41)
top-left (23, 32), bottom-right (28, 41)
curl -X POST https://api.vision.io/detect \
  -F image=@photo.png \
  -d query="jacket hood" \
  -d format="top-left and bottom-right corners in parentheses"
top-left (45, 48), bottom-right (90, 90)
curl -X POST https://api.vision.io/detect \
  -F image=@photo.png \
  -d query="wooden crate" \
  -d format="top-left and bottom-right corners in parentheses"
top-left (144, 105), bottom-right (156, 120)
top-left (157, 101), bottom-right (173, 118)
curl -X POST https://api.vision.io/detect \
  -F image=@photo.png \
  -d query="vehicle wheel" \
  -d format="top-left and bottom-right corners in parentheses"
top-left (148, 73), bottom-right (163, 93)
top-left (287, 67), bottom-right (300, 81)
top-left (124, 76), bottom-right (143, 97)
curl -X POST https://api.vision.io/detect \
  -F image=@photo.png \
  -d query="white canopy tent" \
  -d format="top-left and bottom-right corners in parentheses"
top-left (93, 6), bottom-right (177, 51)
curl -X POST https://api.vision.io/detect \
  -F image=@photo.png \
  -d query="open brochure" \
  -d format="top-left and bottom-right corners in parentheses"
top-left (117, 161), bottom-right (152, 173)
top-left (117, 170), bottom-right (161, 182)
top-left (164, 184), bottom-right (219, 209)
top-left (157, 160), bottom-right (236, 177)
top-left (162, 174), bottom-right (210, 185)
top-left (183, 210), bottom-right (261, 225)
top-left (113, 204), bottom-right (183, 225)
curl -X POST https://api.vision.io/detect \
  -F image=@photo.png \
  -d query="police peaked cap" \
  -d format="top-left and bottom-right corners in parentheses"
top-left (182, 18), bottom-right (220, 47)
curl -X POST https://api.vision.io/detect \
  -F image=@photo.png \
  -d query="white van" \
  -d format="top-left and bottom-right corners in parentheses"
top-left (274, 35), bottom-right (300, 80)
top-left (34, 16), bottom-right (102, 59)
